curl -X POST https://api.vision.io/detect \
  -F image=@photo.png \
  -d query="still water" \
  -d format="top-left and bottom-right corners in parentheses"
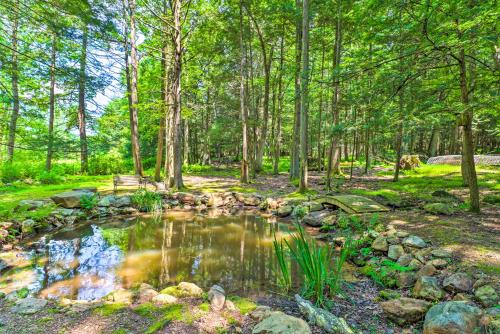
top-left (0, 211), bottom-right (297, 300)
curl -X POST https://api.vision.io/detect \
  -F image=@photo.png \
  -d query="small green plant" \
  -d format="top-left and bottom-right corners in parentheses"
top-left (132, 189), bottom-right (162, 212)
top-left (291, 205), bottom-right (308, 219)
top-left (273, 233), bottom-right (292, 292)
top-left (80, 193), bottom-right (99, 211)
top-left (36, 170), bottom-right (64, 184)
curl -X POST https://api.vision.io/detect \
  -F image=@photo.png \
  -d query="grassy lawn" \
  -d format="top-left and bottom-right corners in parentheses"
top-left (0, 175), bottom-right (113, 218)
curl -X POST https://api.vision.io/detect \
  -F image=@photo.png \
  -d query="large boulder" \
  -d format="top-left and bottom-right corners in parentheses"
top-left (98, 195), bottom-right (116, 207)
top-left (295, 294), bottom-right (354, 333)
top-left (413, 276), bottom-right (445, 301)
top-left (423, 301), bottom-right (483, 334)
top-left (252, 311), bottom-right (311, 334)
top-left (277, 205), bottom-right (293, 217)
top-left (424, 203), bottom-right (455, 215)
top-left (16, 200), bottom-right (45, 211)
top-left (381, 297), bottom-right (431, 325)
top-left (443, 273), bottom-right (473, 293)
top-left (11, 297), bottom-right (47, 314)
top-left (152, 293), bottom-right (178, 305)
top-left (51, 190), bottom-right (94, 208)
top-left (302, 211), bottom-right (335, 227)
top-left (114, 196), bottom-right (132, 208)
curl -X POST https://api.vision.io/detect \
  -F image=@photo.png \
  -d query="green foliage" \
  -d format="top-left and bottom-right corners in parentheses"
top-left (36, 170), bottom-right (64, 184)
top-left (93, 303), bottom-right (127, 316)
top-left (80, 193), bottom-right (99, 211)
top-left (291, 205), bottom-right (308, 219)
top-left (360, 259), bottom-right (412, 288)
top-left (273, 233), bottom-right (291, 292)
top-left (16, 287), bottom-right (29, 298)
top-left (281, 224), bottom-right (353, 305)
top-left (227, 296), bottom-right (257, 314)
top-left (133, 302), bottom-right (161, 318)
top-left (131, 189), bottom-right (162, 212)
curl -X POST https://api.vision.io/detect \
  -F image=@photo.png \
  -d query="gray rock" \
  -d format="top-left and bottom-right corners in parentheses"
top-left (388, 245), bottom-right (405, 260)
top-left (397, 272), bottom-right (416, 288)
top-left (17, 200), bottom-right (45, 211)
top-left (177, 282), bottom-right (203, 297)
top-left (294, 294), bottom-right (354, 334)
top-left (381, 297), bottom-right (431, 325)
top-left (423, 203), bottom-right (455, 215)
top-left (51, 190), bottom-right (94, 208)
top-left (105, 289), bottom-right (133, 304)
top-left (303, 201), bottom-right (324, 212)
top-left (277, 205), bottom-right (293, 217)
top-left (11, 297), bottom-right (47, 314)
top-left (413, 276), bottom-right (445, 301)
top-left (114, 196), bottom-right (132, 208)
top-left (416, 264), bottom-right (437, 279)
top-left (372, 236), bottom-right (389, 252)
top-left (208, 285), bottom-right (226, 311)
top-left (443, 273), bottom-right (473, 293)
top-left (474, 285), bottom-right (498, 307)
top-left (137, 283), bottom-right (158, 303)
top-left (98, 195), bottom-right (116, 207)
top-left (53, 208), bottom-right (75, 216)
top-left (397, 254), bottom-right (414, 266)
top-left (403, 235), bottom-right (427, 248)
top-left (21, 219), bottom-right (38, 234)
top-left (152, 293), bottom-right (178, 305)
top-left (423, 301), bottom-right (483, 334)
top-left (249, 306), bottom-right (272, 322)
top-left (252, 311), bottom-right (311, 334)
top-left (431, 249), bottom-right (453, 258)
top-left (302, 211), bottom-right (335, 227)
top-left (427, 258), bottom-right (448, 269)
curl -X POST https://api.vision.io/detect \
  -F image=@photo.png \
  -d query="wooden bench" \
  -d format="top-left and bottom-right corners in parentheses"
top-left (113, 175), bottom-right (152, 193)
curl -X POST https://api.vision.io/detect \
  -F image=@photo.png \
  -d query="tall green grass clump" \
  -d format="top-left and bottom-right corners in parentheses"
top-left (273, 233), bottom-right (291, 292)
top-left (132, 189), bottom-right (162, 212)
top-left (274, 223), bottom-right (353, 306)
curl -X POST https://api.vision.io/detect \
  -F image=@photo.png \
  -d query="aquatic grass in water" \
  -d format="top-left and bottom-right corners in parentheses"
top-left (272, 234), bottom-right (291, 292)
top-left (275, 223), bottom-right (353, 305)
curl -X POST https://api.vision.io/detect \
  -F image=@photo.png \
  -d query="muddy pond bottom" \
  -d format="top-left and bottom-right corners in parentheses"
top-left (1, 211), bottom-right (298, 301)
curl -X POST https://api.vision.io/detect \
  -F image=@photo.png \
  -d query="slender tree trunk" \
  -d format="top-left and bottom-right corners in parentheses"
top-left (155, 44), bottom-right (168, 182)
top-left (78, 25), bottom-right (89, 173)
top-left (171, 0), bottom-right (184, 189)
top-left (428, 126), bottom-right (440, 157)
top-left (458, 48), bottom-right (479, 212)
top-left (239, 1), bottom-right (249, 183)
top-left (273, 30), bottom-right (285, 175)
top-left (299, 0), bottom-right (309, 192)
top-left (290, 0), bottom-right (302, 180)
top-left (129, 0), bottom-right (143, 176)
top-left (46, 33), bottom-right (56, 171)
top-left (317, 38), bottom-right (325, 172)
top-left (7, 0), bottom-right (19, 162)
top-left (393, 89), bottom-right (404, 182)
top-left (326, 1), bottom-right (343, 189)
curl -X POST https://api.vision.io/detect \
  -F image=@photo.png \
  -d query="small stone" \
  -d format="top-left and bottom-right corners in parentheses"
top-left (408, 258), bottom-right (424, 270)
top-left (294, 295), bottom-right (353, 334)
top-left (372, 236), bottom-right (389, 252)
top-left (431, 249), bottom-right (452, 258)
top-left (277, 205), bottom-right (293, 217)
top-left (387, 236), bottom-right (400, 245)
top-left (177, 282), bottom-right (203, 297)
top-left (388, 245), bottom-right (405, 260)
top-left (473, 277), bottom-right (492, 290)
top-left (137, 283), bottom-right (158, 303)
top-left (21, 219), bottom-right (38, 234)
top-left (403, 236), bottom-right (427, 248)
top-left (396, 231), bottom-right (409, 238)
top-left (427, 259), bottom-right (448, 269)
top-left (208, 285), bottom-right (226, 311)
top-left (443, 273), bottom-right (473, 293)
top-left (381, 297), bottom-right (431, 325)
top-left (152, 294), bottom-right (178, 305)
top-left (302, 211), bottom-right (336, 227)
top-left (423, 301), bottom-right (483, 334)
top-left (11, 297), bottom-right (47, 314)
top-left (249, 306), bottom-right (272, 322)
top-left (252, 311), bottom-right (311, 334)
top-left (397, 254), bottom-right (414, 266)
top-left (114, 196), bottom-right (132, 208)
top-left (106, 289), bottom-right (133, 304)
top-left (474, 285), bottom-right (498, 308)
top-left (413, 276), bottom-right (445, 301)
top-left (397, 272), bottom-right (417, 288)
top-left (416, 264), bottom-right (437, 279)
top-left (98, 195), bottom-right (116, 207)
top-left (452, 293), bottom-right (472, 302)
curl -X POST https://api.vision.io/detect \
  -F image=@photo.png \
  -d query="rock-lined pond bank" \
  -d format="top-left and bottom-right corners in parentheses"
top-left (0, 186), bottom-right (499, 333)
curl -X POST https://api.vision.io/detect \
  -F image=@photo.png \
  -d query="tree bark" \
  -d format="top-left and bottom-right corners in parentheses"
top-left (46, 33), bottom-right (56, 171)
top-left (290, 0), bottom-right (302, 180)
top-left (273, 29), bottom-right (284, 176)
top-left (299, 0), bottom-right (309, 192)
top-left (7, 0), bottom-right (19, 162)
top-left (239, 1), bottom-right (249, 183)
top-left (326, 1), bottom-right (343, 189)
top-left (171, 0), bottom-right (184, 189)
top-left (129, 0), bottom-right (144, 176)
top-left (78, 25), bottom-right (89, 173)
top-left (155, 44), bottom-right (168, 182)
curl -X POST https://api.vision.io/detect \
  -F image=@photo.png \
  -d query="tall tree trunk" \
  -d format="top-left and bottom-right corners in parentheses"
top-left (393, 86), bottom-right (404, 182)
top-left (326, 1), bottom-right (343, 189)
top-left (428, 126), bottom-right (440, 157)
top-left (317, 38), bottom-right (325, 172)
top-left (78, 25), bottom-right (89, 173)
top-left (7, 0), bottom-right (19, 162)
top-left (273, 30), bottom-right (284, 176)
top-left (298, 0), bottom-right (309, 192)
top-left (129, 0), bottom-right (143, 176)
top-left (46, 33), bottom-right (56, 171)
top-left (290, 0), bottom-right (302, 180)
top-left (458, 48), bottom-right (479, 212)
top-left (202, 88), bottom-right (211, 165)
top-left (239, 2), bottom-right (249, 184)
top-left (171, 0), bottom-right (184, 189)
top-left (155, 44), bottom-right (168, 182)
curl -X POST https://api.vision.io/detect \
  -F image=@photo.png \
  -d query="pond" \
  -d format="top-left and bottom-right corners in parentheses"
top-left (0, 211), bottom-right (299, 301)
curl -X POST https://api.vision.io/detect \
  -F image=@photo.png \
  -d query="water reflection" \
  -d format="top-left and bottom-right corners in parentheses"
top-left (2, 211), bottom-right (297, 300)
